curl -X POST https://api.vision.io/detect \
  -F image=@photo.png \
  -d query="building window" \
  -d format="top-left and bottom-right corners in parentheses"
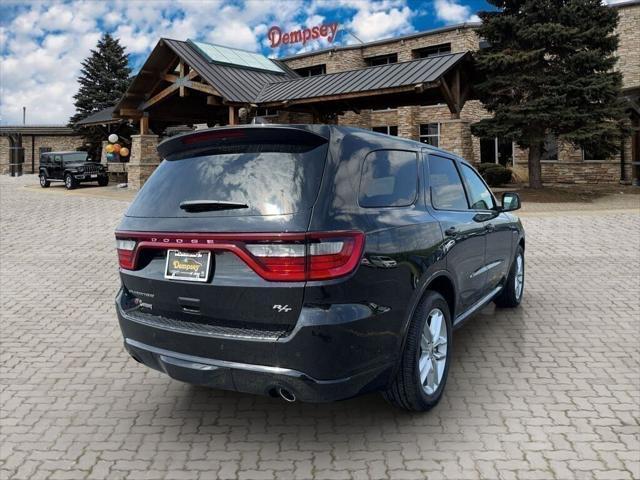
top-left (359, 150), bottom-right (418, 208)
top-left (413, 43), bottom-right (452, 59)
top-left (294, 64), bottom-right (326, 77)
top-left (419, 123), bottom-right (440, 147)
top-left (480, 137), bottom-right (513, 166)
top-left (541, 134), bottom-right (558, 161)
top-left (366, 53), bottom-right (398, 66)
top-left (256, 107), bottom-right (278, 117)
top-left (372, 126), bottom-right (398, 136)
top-left (582, 145), bottom-right (609, 161)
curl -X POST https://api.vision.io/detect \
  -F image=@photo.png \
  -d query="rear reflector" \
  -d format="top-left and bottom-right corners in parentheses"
top-left (115, 231), bottom-right (365, 282)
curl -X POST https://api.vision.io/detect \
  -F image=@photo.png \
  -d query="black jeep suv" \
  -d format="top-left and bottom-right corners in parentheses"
top-left (114, 125), bottom-right (525, 411)
top-left (39, 151), bottom-right (108, 189)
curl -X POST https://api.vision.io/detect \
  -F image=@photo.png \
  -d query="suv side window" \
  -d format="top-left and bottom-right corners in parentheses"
top-left (359, 150), bottom-right (418, 208)
top-left (459, 163), bottom-right (496, 210)
top-left (428, 155), bottom-right (468, 210)
top-left (53, 155), bottom-right (62, 165)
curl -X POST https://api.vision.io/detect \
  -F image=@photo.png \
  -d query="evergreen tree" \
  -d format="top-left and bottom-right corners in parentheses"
top-left (471, 0), bottom-right (629, 188)
top-left (70, 33), bottom-right (131, 156)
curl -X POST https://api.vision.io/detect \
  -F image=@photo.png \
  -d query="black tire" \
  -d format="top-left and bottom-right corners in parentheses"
top-left (39, 174), bottom-right (50, 188)
top-left (98, 176), bottom-right (109, 187)
top-left (494, 245), bottom-right (525, 308)
top-left (383, 291), bottom-right (453, 412)
top-left (64, 173), bottom-right (77, 190)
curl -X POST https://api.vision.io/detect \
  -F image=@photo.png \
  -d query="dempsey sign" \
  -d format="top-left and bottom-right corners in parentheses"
top-left (268, 23), bottom-right (339, 48)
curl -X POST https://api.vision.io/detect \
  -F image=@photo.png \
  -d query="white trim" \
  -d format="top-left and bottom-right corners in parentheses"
top-left (419, 122), bottom-right (440, 147)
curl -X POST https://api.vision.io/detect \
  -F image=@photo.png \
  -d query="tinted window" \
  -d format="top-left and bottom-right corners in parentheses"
top-left (428, 156), bottom-right (468, 210)
top-left (460, 163), bottom-right (495, 210)
top-left (126, 142), bottom-right (328, 218)
top-left (62, 152), bottom-right (88, 163)
top-left (359, 150), bottom-right (418, 208)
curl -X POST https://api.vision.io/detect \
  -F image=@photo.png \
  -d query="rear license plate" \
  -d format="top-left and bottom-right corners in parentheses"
top-left (164, 250), bottom-right (211, 282)
top-left (91, 174), bottom-right (97, 178)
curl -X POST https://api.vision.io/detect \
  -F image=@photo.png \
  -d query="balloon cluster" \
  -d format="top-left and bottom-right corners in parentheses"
top-left (105, 133), bottom-right (129, 161)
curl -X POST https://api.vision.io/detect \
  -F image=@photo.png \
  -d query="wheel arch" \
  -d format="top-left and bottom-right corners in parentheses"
top-left (389, 270), bottom-right (458, 385)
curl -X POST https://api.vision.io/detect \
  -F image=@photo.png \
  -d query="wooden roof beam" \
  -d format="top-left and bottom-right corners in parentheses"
top-left (119, 108), bottom-right (143, 118)
top-left (439, 77), bottom-right (460, 118)
top-left (139, 83), bottom-right (179, 110)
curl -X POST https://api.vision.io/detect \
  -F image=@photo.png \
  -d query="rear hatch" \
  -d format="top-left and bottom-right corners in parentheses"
top-left (116, 126), bottom-right (332, 333)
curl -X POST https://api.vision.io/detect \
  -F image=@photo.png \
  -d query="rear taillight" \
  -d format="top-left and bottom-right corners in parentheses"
top-left (116, 238), bottom-right (136, 269)
top-left (244, 233), bottom-right (363, 281)
top-left (307, 234), bottom-right (361, 281)
top-left (114, 231), bottom-right (365, 281)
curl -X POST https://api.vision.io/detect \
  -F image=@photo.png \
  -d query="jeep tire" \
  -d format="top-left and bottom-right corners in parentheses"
top-left (64, 173), bottom-right (77, 190)
top-left (39, 174), bottom-right (50, 188)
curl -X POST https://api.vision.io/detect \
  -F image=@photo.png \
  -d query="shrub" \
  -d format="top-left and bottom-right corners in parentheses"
top-left (478, 163), bottom-right (512, 187)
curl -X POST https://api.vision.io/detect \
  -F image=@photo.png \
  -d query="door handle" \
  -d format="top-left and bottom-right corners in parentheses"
top-left (444, 227), bottom-right (458, 237)
top-left (485, 223), bottom-right (495, 232)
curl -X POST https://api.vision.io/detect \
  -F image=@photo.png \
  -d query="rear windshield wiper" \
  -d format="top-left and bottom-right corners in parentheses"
top-left (179, 200), bottom-right (249, 212)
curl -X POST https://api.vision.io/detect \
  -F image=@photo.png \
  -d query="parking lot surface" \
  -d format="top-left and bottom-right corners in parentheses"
top-left (1, 175), bottom-right (639, 480)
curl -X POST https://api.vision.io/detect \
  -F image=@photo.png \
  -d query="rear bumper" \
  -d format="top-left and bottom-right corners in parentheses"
top-left (124, 338), bottom-right (385, 402)
top-left (116, 290), bottom-right (398, 402)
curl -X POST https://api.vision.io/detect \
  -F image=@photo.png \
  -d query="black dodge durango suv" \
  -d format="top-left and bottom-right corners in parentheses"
top-left (115, 125), bottom-right (525, 411)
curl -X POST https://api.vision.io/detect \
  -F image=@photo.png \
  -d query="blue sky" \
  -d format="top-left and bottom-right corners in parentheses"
top-left (0, 0), bottom-right (618, 125)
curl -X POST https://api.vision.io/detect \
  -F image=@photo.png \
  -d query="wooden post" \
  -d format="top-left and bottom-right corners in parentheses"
top-left (179, 61), bottom-right (186, 97)
top-left (228, 106), bottom-right (236, 126)
top-left (140, 114), bottom-right (149, 135)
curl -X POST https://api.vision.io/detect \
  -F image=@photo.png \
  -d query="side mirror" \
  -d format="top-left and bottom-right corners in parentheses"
top-left (501, 192), bottom-right (521, 212)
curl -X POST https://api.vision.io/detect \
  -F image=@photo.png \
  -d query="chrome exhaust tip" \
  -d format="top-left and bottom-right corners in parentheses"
top-left (278, 388), bottom-right (296, 402)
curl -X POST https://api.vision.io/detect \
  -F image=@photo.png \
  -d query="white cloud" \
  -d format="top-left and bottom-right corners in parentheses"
top-left (433, 0), bottom-right (479, 24)
top-left (349, 5), bottom-right (414, 42)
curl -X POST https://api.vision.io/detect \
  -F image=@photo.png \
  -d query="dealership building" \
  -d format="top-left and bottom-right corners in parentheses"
top-left (2, 0), bottom-right (638, 187)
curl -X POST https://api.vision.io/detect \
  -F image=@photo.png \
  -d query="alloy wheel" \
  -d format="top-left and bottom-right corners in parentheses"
top-left (419, 308), bottom-right (448, 395)
top-left (514, 254), bottom-right (524, 300)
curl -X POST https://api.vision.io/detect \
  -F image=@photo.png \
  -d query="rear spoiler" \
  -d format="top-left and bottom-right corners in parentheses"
top-left (157, 125), bottom-right (330, 159)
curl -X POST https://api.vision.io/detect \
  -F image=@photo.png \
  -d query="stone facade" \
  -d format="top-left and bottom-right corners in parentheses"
top-left (0, 137), bottom-right (10, 175)
top-left (283, 25), bottom-right (480, 73)
top-left (279, 2), bottom-right (640, 185)
top-left (616, 1), bottom-right (640, 91)
top-left (0, 134), bottom-right (84, 175)
top-left (127, 135), bottom-right (161, 190)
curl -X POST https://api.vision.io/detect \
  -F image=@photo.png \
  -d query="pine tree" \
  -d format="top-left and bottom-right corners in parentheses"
top-left (70, 33), bottom-right (131, 154)
top-left (471, 0), bottom-right (629, 188)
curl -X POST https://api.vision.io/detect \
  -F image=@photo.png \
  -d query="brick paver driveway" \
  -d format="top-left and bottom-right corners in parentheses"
top-left (1, 175), bottom-right (639, 480)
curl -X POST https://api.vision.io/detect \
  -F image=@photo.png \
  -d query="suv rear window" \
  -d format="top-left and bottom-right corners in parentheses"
top-left (126, 142), bottom-right (328, 218)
